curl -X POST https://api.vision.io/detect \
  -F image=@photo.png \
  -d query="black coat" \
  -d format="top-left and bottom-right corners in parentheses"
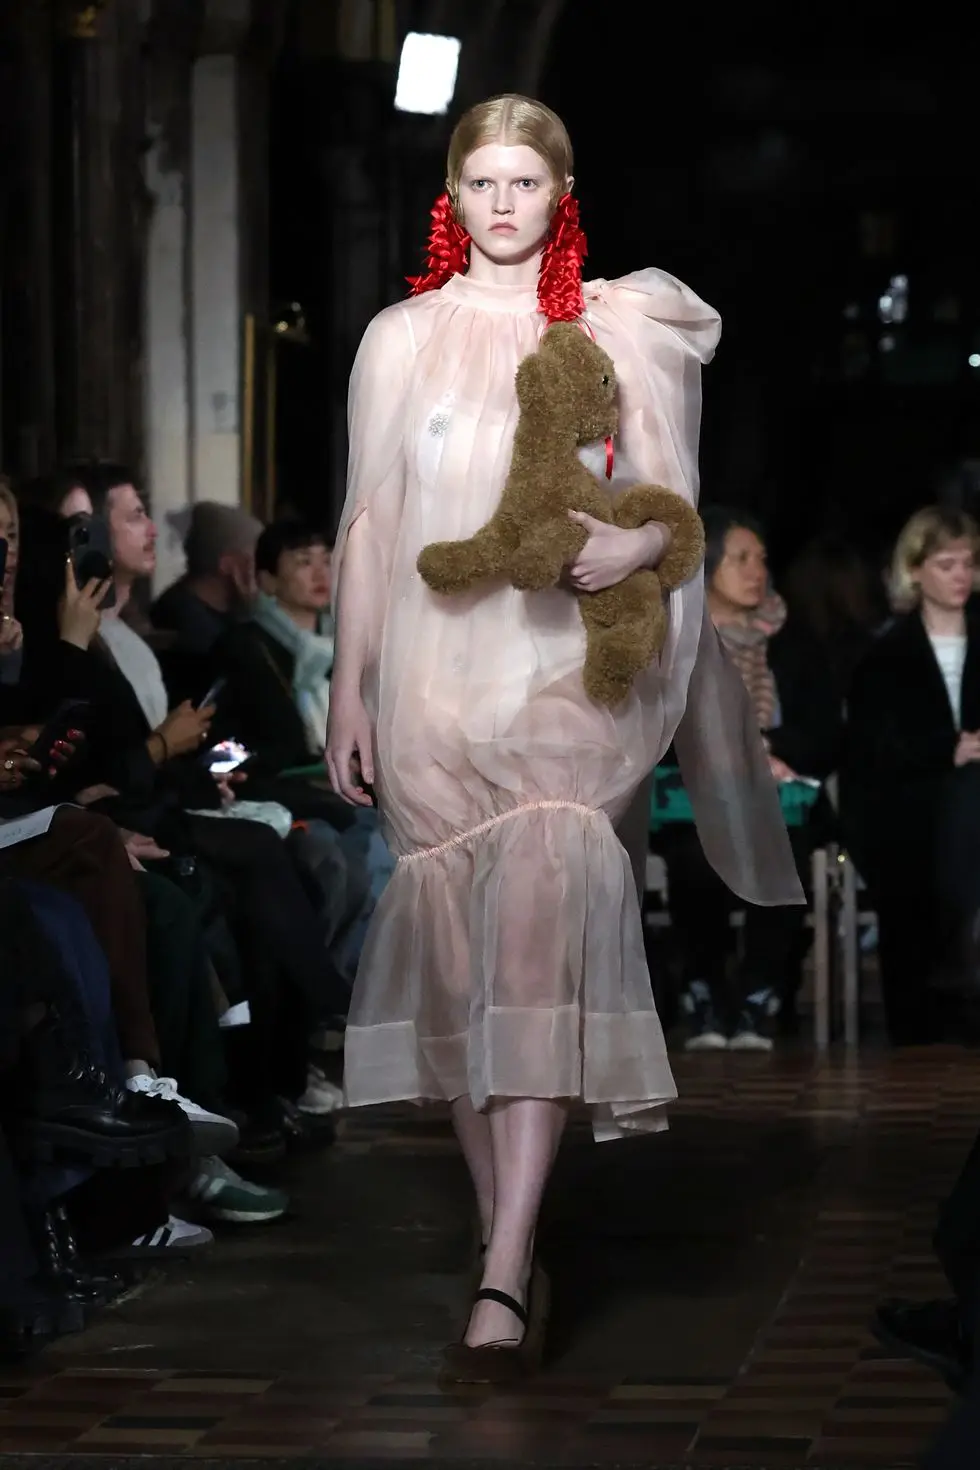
top-left (211, 622), bottom-right (312, 779)
top-left (839, 611), bottom-right (980, 889)
top-left (764, 620), bottom-right (843, 781)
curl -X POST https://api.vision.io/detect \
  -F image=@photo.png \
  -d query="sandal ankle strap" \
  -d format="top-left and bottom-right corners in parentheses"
top-left (474, 1287), bottom-right (528, 1329)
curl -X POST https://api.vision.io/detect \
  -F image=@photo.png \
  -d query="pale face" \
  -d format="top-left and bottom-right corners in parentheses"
top-left (711, 527), bottom-right (768, 613)
top-left (0, 497), bottom-right (18, 594)
top-left (259, 542), bottom-right (332, 614)
top-left (456, 143), bottom-right (566, 266)
top-left (60, 485), bottom-right (93, 518)
top-left (912, 538), bottom-right (975, 613)
top-left (108, 483), bottom-right (157, 580)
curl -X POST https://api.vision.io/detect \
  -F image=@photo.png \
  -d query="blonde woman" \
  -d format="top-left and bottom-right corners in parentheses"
top-left (841, 506), bottom-right (980, 1044)
top-left (327, 93), bottom-right (799, 1378)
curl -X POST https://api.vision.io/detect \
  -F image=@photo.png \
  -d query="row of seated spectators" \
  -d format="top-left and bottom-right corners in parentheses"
top-left (0, 463), bottom-right (393, 1358)
top-left (1, 456), bottom-right (977, 1355)
top-left (659, 501), bottom-right (980, 1054)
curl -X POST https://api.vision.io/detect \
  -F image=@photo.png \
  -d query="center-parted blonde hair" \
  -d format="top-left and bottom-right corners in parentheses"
top-left (446, 94), bottom-right (573, 214)
top-left (888, 505), bottom-right (980, 611)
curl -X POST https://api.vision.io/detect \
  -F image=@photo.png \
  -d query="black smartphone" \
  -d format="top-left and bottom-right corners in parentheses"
top-left (65, 513), bottom-right (117, 610)
top-left (198, 676), bottom-right (227, 712)
top-left (24, 699), bottom-right (91, 777)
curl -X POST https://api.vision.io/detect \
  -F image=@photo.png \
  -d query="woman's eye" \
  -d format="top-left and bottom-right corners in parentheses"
top-left (518, 179), bottom-right (538, 189)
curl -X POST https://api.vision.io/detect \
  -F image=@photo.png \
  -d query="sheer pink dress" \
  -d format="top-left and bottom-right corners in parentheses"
top-left (332, 268), bottom-right (800, 1140)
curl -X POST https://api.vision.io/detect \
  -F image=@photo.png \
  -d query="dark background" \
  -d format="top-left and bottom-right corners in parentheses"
top-left (269, 14), bottom-right (980, 576)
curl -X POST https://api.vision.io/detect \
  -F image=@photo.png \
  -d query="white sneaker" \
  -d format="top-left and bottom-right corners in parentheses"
top-left (727, 1027), bottom-right (775, 1053)
top-left (125, 1074), bottom-right (239, 1155)
top-left (684, 1028), bottom-right (728, 1052)
top-left (295, 1064), bottom-right (345, 1115)
top-left (130, 1214), bottom-right (214, 1252)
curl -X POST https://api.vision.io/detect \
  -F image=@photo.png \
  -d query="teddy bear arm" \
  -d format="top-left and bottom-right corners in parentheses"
top-left (417, 522), bottom-right (514, 595)
top-left (612, 485), bottom-right (705, 591)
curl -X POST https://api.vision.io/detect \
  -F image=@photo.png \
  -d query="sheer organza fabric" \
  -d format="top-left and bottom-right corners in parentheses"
top-left (332, 269), bottom-right (801, 1140)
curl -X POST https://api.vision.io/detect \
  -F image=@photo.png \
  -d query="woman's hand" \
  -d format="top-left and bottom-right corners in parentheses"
top-left (0, 614), bottom-right (23, 654)
top-left (954, 731), bottom-right (980, 767)
top-left (566, 513), bottom-right (669, 593)
top-left (0, 737), bottom-right (40, 791)
top-left (120, 830), bottom-right (170, 867)
top-left (212, 770), bottom-right (246, 808)
top-left (152, 701), bottom-right (215, 761)
top-left (768, 754), bottom-right (798, 784)
top-left (325, 687), bottom-right (375, 807)
top-left (58, 556), bottom-right (113, 650)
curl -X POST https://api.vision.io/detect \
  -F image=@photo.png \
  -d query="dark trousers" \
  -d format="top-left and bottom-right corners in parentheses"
top-left (137, 872), bottom-right (227, 1112)
top-left (1, 807), bottom-right (159, 1066)
top-left (921, 1126), bottom-right (980, 1468)
top-left (661, 821), bottom-right (811, 1024)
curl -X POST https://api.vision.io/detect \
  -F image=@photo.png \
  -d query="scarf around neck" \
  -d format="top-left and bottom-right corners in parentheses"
top-left (251, 592), bottom-right (335, 756)
top-left (713, 592), bottom-right (786, 732)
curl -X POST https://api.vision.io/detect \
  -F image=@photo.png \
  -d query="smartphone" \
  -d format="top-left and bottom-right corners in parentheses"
top-left (203, 738), bottom-right (252, 775)
top-left (0, 536), bottom-right (7, 592)
top-left (198, 677), bottom-right (227, 712)
top-left (65, 513), bottom-right (117, 610)
top-left (25, 699), bottom-right (91, 776)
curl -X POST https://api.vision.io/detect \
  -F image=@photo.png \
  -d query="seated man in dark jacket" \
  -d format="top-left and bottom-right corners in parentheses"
top-left (212, 518), bottom-right (395, 983)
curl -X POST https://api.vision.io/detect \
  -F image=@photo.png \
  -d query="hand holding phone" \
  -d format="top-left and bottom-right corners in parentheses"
top-left (66, 513), bottom-right (116, 610)
top-left (203, 738), bottom-right (252, 775)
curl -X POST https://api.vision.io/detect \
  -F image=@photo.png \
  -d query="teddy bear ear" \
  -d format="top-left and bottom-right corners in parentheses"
top-left (515, 351), bottom-right (557, 411)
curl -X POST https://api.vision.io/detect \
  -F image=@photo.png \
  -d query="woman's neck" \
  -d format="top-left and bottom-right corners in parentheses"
top-left (707, 590), bottom-right (752, 628)
top-left (464, 242), bottom-right (543, 286)
top-left (279, 600), bottom-right (317, 633)
top-left (921, 600), bottom-right (966, 638)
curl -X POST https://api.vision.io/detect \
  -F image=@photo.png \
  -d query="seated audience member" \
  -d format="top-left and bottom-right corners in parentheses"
top-left (13, 464), bottom-right (347, 1137)
top-left (840, 506), bottom-right (980, 1045)
top-left (781, 528), bottom-right (889, 705)
top-left (660, 505), bottom-right (842, 1050)
top-left (0, 477), bottom-right (24, 689)
top-left (150, 500), bottom-right (263, 703)
top-left (213, 518), bottom-right (395, 982)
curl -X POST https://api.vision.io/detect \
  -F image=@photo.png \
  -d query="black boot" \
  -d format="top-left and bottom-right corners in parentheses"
top-left (11, 1014), bottom-right (192, 1168)
top-left (0, 1282), bottom-right (85, 1361)
top-left (32, 1208), bottom-right (122, 1309)
top-left (51, 1205), bottom-right (126, 1303)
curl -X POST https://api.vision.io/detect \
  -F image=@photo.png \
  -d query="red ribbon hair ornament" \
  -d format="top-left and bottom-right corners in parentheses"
top-left (406, 191), bottom-right (610, 475)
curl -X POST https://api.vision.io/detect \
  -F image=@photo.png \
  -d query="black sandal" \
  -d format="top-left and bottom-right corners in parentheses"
top-left (440, 1266), bottom-right (550, 1386)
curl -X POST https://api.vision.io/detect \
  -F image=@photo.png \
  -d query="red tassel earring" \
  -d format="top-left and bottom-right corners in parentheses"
top-left (537, 193), bottom-right (588, 324)
top-left (406, 193), bottom-right (471, 296)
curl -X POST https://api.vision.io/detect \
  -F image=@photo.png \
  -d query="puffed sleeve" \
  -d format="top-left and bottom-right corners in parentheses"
top-left (588, 269), bottom-right (802, 907)
top-left (330, 303), bottom-right (416, 664)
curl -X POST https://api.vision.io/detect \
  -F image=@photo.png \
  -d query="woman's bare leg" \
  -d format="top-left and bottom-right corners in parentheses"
top-left (464, 1097), bottom-right (567, 1347)
top-left (449, 1095), bottom-right (495, 1246)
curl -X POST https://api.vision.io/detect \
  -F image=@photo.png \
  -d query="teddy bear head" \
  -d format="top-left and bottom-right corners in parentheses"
top-left (514, 323), bottom-right (619, 447)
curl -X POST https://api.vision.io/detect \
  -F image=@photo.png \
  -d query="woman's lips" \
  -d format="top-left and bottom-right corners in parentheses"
top-left (490, 224), bottom-right (517, 232)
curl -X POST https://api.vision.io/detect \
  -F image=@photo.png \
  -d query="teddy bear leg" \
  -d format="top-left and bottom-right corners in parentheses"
top-left (509, 518), bottom-right (586, 592)
top-left (613, 486), bottom-right (705, 590)
top-left (580, 578), bottom-right (668, 706)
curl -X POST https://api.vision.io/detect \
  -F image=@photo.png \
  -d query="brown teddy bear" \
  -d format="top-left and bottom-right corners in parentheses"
top-left (416, 323), bottom-right (705, 707)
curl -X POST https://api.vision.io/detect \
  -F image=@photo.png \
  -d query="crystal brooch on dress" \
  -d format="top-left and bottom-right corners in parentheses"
top-left (428, 409), bottom-right (451, 437)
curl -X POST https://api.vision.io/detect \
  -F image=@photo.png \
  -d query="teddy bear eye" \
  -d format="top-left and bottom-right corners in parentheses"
top-left (601, 374), bottom-right (610, 386)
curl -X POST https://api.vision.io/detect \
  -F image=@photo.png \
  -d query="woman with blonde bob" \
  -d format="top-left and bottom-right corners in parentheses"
top-left (326, 93), bottom-right (798, 1379)
top-left (841, 505), bottom-right (980, 1044)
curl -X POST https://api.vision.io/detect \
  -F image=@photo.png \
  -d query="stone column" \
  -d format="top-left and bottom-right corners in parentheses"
top-left (189, 51), bottom-right (243, 510)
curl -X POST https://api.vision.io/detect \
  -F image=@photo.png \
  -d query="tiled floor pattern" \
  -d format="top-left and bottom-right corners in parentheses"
top-left (2, 1046), bottom-right (976, 1466)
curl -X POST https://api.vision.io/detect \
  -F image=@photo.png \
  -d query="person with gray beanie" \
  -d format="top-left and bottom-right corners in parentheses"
top-left (151, 502), bottom-right (263, 701)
